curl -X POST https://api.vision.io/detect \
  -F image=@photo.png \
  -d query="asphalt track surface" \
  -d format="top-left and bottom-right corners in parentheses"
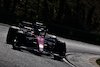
top-left (0, 25), bottom-right (71, 67)
top-left (0, 24), bottom-right (100, 67)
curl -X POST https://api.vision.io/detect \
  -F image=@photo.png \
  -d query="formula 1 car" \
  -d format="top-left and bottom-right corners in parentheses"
top-left (6, 21), bottom-right (66, 59)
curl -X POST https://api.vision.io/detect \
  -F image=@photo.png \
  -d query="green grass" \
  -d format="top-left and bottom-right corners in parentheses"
top-left (96, 59), bottom-right (100, 66)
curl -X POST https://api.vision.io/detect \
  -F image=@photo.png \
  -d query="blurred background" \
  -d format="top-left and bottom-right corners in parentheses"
top-left (0, 0), bottom-right (100, 44)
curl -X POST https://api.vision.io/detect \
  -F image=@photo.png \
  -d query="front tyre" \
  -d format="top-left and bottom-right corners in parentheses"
top-left (59, 43), bottom-right (66, 57)
top-left (53, 42), bottom-right (66, 60)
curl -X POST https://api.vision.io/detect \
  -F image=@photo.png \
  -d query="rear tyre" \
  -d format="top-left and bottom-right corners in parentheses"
top-left (12, 38), bottom-right (18, 49)
top-left (6, 26), bottom-right (20, 44)
top-left (12, 31), bottom-right (24, 50)
top-left (12, 37), bottom-right (21, 50)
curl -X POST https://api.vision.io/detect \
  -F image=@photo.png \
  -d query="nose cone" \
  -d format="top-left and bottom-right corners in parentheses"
top-left (36, 36), bottom-right (44, 52)
top-left (39, 44), bottom-right (44, 52)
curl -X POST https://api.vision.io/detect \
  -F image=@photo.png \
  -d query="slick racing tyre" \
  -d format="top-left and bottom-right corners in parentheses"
top-left (53, 41), bottom-right (66, 60)
top-left (12, 37), bottom-right (19, 49)
top-left (6, 26), bottom-right (20, 44)
top-left (12, 31), bottom-right (24, 50)
top-left (58, 43), bottom-right (66, 56)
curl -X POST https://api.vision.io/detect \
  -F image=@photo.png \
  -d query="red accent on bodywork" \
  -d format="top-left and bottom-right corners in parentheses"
top-left (36, 36), bottom-right (44, 52)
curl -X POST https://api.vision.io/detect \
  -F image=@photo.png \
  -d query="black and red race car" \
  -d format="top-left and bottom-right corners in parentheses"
top-left (6, 21), bottom-right (66, 59)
